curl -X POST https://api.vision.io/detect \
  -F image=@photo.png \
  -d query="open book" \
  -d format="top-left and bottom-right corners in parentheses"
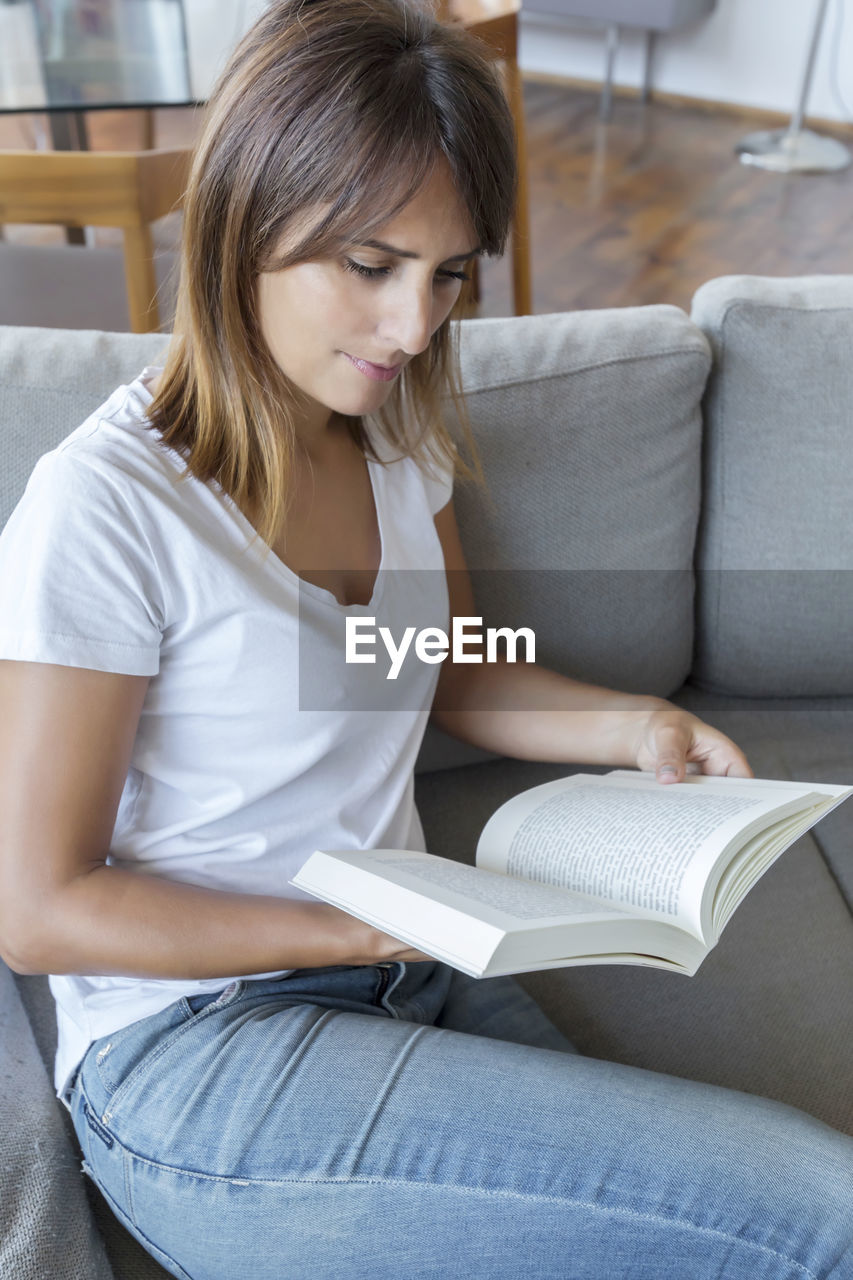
top-left (291, 771), bottom-right (852, 979)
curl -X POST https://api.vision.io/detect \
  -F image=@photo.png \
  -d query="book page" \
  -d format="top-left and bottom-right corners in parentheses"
top-left (362, 852), bottom-right (629, 923)
top-left (475, 773), bottom-right (829, 931)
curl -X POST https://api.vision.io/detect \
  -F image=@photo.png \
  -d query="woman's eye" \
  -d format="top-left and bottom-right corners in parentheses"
top-left (342, 258), bottom-right (470, 284)
top-left (343, 258), bottom-right (389, 279)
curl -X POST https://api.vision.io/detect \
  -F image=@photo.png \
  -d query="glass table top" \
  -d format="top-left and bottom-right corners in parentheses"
top-left (0, 0), bottom-right (263, 113)
top-left (0, 1), bottom-right (516, 117)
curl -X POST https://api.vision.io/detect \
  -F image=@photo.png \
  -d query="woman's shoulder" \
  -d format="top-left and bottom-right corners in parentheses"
top-left (55, 366), bottom-right (161, 455)
top-left (11, 367), bottom-right (199, 565)
top-left (38, 367), bottom-right (181, 494)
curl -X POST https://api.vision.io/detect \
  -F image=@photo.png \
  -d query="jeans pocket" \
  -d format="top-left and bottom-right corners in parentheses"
top-left (95, 981), bottom-right (248, 1118)
top-left (92, 1001), bottom-right (195, 1100)
top-left (82, 1099), bottom-right (114, 1150)
top-left (181, 979), bottom-right (244, 1017)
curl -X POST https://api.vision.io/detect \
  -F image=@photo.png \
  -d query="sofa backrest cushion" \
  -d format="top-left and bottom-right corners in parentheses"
top-left (690, 275), bottom-right (853, 697)
top-left (449, 305), bottom-right (709, 698)
top-left (1, 326), bottom-right (168, 530)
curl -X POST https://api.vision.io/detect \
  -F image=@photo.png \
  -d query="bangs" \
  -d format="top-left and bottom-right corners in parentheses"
top-left (248, 15), bottom-right (514, 277)
top-left (259, 144), bottom-right (441, 274)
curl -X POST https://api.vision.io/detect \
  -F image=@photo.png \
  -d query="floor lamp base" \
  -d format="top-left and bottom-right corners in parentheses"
top-left (736, 127), bottom-right (851, 173)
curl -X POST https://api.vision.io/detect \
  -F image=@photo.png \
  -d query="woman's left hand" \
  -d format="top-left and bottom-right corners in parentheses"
top-left (632, 702), bottom-right (753, 784)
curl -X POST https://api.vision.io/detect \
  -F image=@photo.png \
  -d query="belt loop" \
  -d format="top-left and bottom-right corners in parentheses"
top-left (60, 1067), bottom-right (80, 1114)
top-left (377, 960), bottom-right (407, 1014)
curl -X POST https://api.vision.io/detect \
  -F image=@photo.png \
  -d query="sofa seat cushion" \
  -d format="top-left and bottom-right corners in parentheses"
top-left (414, 726), bottom-right (853, 1136)
top-left (0, 962), bottom-right (113, 1279)
top-left (674, 684), bottom-right (853, 914)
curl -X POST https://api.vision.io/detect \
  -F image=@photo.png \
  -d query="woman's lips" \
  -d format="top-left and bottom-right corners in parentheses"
top-left (344, 353), bottom-right (402, 382)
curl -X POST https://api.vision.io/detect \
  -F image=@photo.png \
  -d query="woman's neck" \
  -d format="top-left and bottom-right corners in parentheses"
top-left (294, 411), bottom-right (355, 467)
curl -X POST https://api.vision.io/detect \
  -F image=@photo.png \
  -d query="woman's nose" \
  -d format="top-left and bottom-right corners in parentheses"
top-left (377, 283), bottom-right (435, 357)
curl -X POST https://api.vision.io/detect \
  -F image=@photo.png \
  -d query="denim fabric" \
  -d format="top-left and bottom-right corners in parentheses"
top-left (67, 963), bottom-right (853, 1279)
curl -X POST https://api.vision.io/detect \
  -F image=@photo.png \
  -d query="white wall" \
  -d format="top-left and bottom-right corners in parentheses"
top-left (520, 0), bottom-right (853, 124)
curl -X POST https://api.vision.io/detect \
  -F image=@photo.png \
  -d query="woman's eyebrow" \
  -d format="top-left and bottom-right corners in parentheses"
top-left (360, 238), bottom-right (481, 262)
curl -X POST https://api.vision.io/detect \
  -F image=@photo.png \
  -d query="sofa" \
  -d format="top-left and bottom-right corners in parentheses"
top-left (2, 274), bottom-right (852, 1278)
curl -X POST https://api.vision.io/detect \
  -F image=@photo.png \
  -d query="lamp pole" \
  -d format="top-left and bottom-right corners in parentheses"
top-left (736, 0), bottom-right (850, 172)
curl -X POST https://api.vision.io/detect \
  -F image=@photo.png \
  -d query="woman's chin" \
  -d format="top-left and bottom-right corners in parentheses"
top-left (334, 386), bottom-right (396, 419)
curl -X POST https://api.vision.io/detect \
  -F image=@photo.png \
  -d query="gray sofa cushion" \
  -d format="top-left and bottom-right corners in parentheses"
top-left (0, 963), bottom-right (113, 1280)
top-left (450, 306), bottom-right (709, 697)
top-left (674, 685), bottom-right (853, 915)
top-left (0, 326), bottom-right (169, 529)
top-left (11, 971), bottom-right (175, 1280)
top-left (415, 722), bottom-right (853, 1137)
top-left (690, 275), bottom-right (853, 697)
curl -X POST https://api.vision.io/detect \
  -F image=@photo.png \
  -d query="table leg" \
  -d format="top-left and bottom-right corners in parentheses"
top-left (48, 111), bottom-right (89, 244)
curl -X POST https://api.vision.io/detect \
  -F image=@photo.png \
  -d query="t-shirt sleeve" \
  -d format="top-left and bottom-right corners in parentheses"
top-left (0, 449), bottom-right (164, 676)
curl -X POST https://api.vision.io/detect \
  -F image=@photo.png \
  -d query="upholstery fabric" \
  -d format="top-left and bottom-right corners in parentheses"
top-left (691, 275), bottom-right (853, 696)
top-left (451, 306), bottom-right (709, 696)
top-left (0, 963), bottom-right (112, 1280)
top-left (0, 326), bottom-right (168, 528)
top-left (416, 714), bottom-right (853, 1138)
top-left (673, 686), bottom-right (853, 915)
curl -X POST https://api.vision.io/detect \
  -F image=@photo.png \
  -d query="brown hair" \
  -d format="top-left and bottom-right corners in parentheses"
top-left (149, 0), bottom-right (517, 545)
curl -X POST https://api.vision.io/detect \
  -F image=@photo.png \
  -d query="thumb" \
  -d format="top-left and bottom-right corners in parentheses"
top-left (655, 759), bottom-right (684, 784)
top-left (649, 725), bottom-right (688, 784)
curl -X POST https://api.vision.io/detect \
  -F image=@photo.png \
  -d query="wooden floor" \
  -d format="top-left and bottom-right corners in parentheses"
top-left (498, 78), bottom-right (853, 316)
top-left (3, 78), bottom-right (853, 318)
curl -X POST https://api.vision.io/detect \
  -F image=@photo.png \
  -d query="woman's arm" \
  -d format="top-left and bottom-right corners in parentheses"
top-left (429, 502), bottom-right (752, 783)
top-left (0, 661), bottom-right (424, 977)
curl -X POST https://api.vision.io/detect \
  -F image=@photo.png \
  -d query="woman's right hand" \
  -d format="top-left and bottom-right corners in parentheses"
top-left (333, 908), bottom-right (435, 965)
top-left (0, 660), bottom-right (433, 979)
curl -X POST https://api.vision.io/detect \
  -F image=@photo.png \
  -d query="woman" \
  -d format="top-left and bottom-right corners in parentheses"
top-left (0, 2), bottom-right (850, 1276)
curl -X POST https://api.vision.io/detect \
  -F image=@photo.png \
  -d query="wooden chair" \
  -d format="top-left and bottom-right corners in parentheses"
top-left (0, 148), bottom-right (191, 332)
top-left (438, 0), bottom-right (531, 315)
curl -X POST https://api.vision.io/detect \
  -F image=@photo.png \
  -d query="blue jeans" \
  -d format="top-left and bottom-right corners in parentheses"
top-left (67, 962), bottom-right (853, 1279)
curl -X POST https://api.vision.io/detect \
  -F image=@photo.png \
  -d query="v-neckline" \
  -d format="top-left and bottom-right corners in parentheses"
top-left (134, 367), bottom-right (386, 612)
top-left (258, 454), bottom-right (386, 612)
top-left (218, 446), bottom-right (386, 613)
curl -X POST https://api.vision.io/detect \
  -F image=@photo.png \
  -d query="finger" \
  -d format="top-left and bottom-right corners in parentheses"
top-left (722, 753), bottom-right (754, 779)
top-left (700, 744), bottom-right (754, 777)
top-left (688, 737), bottom-right (754, 779)
top-left (649, 723), bottom-right (690, 784)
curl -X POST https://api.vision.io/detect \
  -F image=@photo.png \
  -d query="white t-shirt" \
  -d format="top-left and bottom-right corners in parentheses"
top-left (0, 369), bottom-right (453, 1095)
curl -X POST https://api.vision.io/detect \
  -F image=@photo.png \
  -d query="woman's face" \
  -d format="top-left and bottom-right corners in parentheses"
top-left (256, 163), bottom-right (479, 438)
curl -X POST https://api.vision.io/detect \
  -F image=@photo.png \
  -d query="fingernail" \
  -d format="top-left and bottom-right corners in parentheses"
top-left (658, 766), bottom-right (677, 777)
